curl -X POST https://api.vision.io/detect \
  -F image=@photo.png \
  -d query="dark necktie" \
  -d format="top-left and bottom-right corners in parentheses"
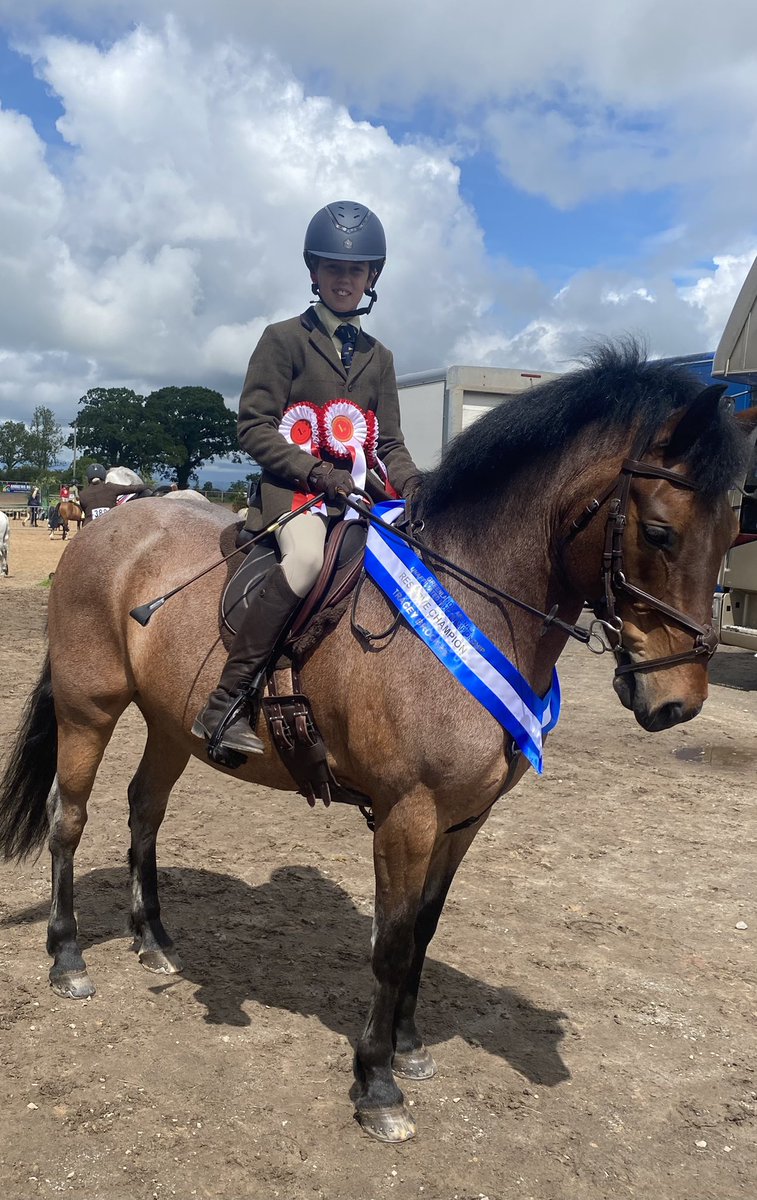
top-left (335, 323), bottom-right (358, 369)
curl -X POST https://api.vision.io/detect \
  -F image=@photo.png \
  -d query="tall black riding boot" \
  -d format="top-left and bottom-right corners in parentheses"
top-left (192, 565), bottom-right (302, 756)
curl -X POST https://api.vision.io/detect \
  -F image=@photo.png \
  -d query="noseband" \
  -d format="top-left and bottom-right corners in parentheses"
top-left (567, 451), bottom-right (719, 677)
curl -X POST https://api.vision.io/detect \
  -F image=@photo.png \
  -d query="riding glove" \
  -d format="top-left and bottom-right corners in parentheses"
top-left (307, 461), bottom-right (355, 502)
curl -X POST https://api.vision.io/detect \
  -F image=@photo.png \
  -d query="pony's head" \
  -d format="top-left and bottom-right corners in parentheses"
top-left (562, 377), bottom-right (755, 731)
top-left (423, 339), bottom-right (755, 733)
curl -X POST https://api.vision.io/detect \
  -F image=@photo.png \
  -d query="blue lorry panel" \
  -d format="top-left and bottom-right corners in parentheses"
top-left (659, 352), bottom-right (754, 411)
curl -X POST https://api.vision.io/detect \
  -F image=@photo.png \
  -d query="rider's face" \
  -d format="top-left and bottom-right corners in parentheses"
top-left (311, 259), bottom-right (374, 313)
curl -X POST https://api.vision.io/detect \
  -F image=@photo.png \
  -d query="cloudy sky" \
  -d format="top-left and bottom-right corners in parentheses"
top-left (2, 0), bottom-right (757, 473)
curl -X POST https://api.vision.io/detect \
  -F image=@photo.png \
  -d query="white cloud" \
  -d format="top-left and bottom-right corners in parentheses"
top-left (8, 1), bottom-right (757, 214)
top-left (679, 253), bottom-right (757, 346)
top-left (0, 5), bottom-right (755, 433)
top-left (0, 21), bottom-right (495, 420)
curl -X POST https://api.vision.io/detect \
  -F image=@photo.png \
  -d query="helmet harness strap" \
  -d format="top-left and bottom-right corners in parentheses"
top-left (310, 287), bottom-right (378, 319)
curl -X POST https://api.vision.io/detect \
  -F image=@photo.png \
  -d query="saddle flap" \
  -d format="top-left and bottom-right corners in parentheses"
top-left (220, 531), bottom-right (278, 636)
top-left (219, 516), bottom-right (367, 649)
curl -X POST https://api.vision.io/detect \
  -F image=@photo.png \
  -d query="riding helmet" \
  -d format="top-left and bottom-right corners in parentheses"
top-left (303, 201), bottom-right (386, 275)
top-left (86, 463), bottom-right (107, 483)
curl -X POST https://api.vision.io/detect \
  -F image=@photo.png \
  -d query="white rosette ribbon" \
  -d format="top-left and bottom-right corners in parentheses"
top-left (278, 402), bottom-right (326, 515)
top-left (319, 400), bottom-right (370, 520)
top-left (362, 410), bottom-right (400, 499)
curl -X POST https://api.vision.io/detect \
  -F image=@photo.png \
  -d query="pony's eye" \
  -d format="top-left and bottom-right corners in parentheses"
top-left (642, 523), bottom-right (675, 549)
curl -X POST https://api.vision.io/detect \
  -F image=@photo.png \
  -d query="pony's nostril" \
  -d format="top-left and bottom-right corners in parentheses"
top-left (641, 700), bottom-right (700, 731)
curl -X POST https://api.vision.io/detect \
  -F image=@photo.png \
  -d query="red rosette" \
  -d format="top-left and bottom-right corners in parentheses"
top-left (319, 399), bottom-right (368, 461)
top-left (364, 410), bottom-right (379, 468)
top-left (279, 403), bottom-right (320, 450)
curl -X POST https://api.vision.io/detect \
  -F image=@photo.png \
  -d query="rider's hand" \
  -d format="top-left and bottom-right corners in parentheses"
top-left (402, 474), bottom-right (423, 502)
top-left (308, 462), bottom-right (355, 502)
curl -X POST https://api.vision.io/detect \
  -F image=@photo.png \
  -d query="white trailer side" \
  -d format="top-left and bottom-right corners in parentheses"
top-left (713, 255), bottom-right (757, 650)
top-left (397, 364), bottom-right (559, 470)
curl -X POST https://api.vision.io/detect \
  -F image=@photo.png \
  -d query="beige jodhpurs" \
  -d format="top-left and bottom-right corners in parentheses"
top-left (275, 511), bottom-right (328, 597)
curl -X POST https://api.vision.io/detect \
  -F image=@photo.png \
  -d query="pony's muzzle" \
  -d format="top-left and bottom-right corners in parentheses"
top-left (613, 655), bottom-right (704, 730)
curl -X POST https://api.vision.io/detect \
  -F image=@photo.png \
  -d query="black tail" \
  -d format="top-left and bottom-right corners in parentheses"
top-left (0, 653), bottom-right (56, 862)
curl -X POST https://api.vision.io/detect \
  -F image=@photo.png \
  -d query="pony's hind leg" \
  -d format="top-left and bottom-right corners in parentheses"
top-left (48, 719), bottom-right (118, 998)
top-left (128, 729), bottom-right (189, 974)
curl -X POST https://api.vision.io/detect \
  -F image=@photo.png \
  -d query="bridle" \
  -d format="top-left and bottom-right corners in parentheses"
top-left (565, 443), bottom-right (719, 677)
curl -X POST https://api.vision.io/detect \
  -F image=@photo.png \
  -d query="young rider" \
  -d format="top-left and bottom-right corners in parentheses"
top-left (78, 464), bottom-right (150, 523)
top-left (193, 200), bottom-right (421, 757)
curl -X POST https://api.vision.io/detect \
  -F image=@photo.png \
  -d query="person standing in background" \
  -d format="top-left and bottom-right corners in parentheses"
top-left (27, 486), bottom-right (41, 526)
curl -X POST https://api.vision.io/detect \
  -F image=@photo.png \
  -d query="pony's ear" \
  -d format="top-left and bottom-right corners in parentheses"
top-left (657, 383), bottom-right (728, 462)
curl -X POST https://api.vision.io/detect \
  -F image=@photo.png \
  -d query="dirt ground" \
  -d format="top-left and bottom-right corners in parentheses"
top-left (1, 522), bottom-right (756, 1200)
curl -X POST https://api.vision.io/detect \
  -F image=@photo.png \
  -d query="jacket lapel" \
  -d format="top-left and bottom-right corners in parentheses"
top-left (300, 308), bottom-right (346, 379)
top-left (346, 330), bottom-right (375, 387)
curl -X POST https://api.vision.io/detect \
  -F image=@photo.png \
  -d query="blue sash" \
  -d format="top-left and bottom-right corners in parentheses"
top-left (364, 502), bottom-right (560, 773)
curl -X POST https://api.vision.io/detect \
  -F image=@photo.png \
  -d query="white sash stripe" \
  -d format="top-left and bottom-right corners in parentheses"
top-left (367, 528), bottom-right (544, 747)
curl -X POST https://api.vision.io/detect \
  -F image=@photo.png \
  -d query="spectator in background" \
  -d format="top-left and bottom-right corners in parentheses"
top-left (24, 485), bottom-right (42, 526)
top-left (28, 486), bottom-right (41, 526)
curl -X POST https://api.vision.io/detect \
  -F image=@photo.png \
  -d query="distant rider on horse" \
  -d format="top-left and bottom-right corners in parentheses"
top-left (78, 464), bottom-right (150, 524)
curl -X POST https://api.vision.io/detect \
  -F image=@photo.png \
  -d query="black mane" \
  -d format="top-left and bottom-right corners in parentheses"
top-left (421, 339), bottom-right (748, 510)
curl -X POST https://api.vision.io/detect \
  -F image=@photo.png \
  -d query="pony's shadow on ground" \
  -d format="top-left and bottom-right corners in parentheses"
top-left (5, 863), bottom-right (569, 1088)
top-left (709, 648), bottom-right (757, 692)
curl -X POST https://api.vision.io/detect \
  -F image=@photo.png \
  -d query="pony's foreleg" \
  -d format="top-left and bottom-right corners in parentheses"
top-left (128, 732), bottom-right (189, 974)
top-left (392, 823), bottom-right (482, 1082)
top-left (48, 721), bottom-right (115, 998)
top-left (354, 794), bottom-right (437, 1144)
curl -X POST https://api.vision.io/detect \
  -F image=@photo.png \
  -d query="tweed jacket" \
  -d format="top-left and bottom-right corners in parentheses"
top-left (78, 482), bottom-right (149, 524)
top-left (239, 308), bottom-right (419, 531)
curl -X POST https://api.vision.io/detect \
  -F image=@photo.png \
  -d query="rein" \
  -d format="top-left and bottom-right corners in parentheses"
top-left (342, 495), bottom-right (594, 648)
top-left (345, 439), bottom-right (719, 678)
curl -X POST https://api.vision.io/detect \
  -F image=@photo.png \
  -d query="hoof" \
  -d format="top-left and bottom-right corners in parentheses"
top-left (139, 947), bottom-right (182, 974)
top-left (356, 1104), bottom-right (417, 1143)
top-left (49, 969), bottom-right (96, 999)
top-left (392, 1045), bottom-right (438, 1080)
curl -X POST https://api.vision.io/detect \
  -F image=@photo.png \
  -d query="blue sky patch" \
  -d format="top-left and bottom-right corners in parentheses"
top-left (0, 35), bottom-right (66, 146)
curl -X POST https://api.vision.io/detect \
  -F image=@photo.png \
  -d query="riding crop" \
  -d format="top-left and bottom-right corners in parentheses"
top-left (128, 492), bottom-right (327, 627)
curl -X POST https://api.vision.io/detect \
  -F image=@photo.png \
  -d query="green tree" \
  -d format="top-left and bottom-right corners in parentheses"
top-left (26, 406), bottom-right (64, 474)
top-left (144, 386), bottom-right (240, 489)
top-left (225, 479), bottom-right (248, 505)
top-left (69, 388), bottom-right (162, 474)
top-left (0, 421), bottom-right (31, 471)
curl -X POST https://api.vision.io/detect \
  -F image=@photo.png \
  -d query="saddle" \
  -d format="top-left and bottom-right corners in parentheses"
top-left (219, 517), bottom-right (373, 817)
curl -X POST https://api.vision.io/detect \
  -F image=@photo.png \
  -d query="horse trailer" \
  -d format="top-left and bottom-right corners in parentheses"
top-left (712, 256), bottom-right (757, 651)
top-left (397, 364), bottom-right (559, 470)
